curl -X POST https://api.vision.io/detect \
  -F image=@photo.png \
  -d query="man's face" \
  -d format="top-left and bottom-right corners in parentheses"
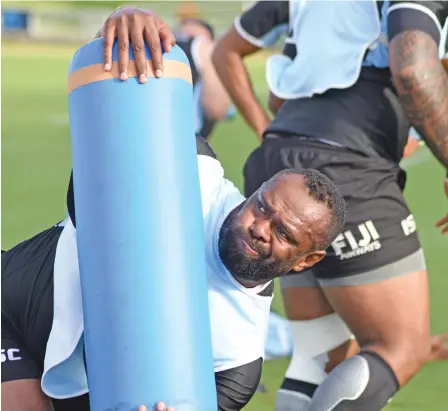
top-left (219, 174), bottom-right (329, 286)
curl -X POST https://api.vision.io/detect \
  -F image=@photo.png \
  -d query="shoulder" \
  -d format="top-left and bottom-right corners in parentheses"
top-left (196, 133), bottom-right (242, 211)
top-left (234, 1), bottom-right (290, 48)
top-left (387, 1), bottom-right (448, 43)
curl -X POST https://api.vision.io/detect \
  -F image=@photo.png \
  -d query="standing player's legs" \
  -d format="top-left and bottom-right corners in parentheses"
top-left (244, 138), bottom-right (430, 411)
top-left (308, 268), bottom-right (429, 411)
top-left (244, 143), bottom-right (359, 411)
top-left (302, 161), bottom-right (429, 411)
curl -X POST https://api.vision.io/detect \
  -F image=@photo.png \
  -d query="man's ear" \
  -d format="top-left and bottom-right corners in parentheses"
top-left (292, 251), bottom-right (326, 272)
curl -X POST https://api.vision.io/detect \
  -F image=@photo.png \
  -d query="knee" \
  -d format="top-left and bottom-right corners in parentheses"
top-left (401, 332), bottom-right (431, 369)
top-left (362, 331), bottom-right (431, 382)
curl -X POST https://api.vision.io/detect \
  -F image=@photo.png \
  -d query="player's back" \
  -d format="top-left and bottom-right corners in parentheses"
top-left (266, 0), bottom-right (448, 164)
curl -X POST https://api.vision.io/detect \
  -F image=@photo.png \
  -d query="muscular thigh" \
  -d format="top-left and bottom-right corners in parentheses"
top-left (322, 268), bottom-right (430, 386)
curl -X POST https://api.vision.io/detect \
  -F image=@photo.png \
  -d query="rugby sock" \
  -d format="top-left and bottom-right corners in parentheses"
top-left (275, 377), bottom-right (320, 411)
top-left (308, 351), bottom-right (399, 411)
top-left (275, 314), bottom-right (353, 411)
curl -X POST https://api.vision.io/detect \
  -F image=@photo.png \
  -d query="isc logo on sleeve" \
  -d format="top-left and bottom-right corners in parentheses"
top-left (1, 348), bottom-right (22, 362)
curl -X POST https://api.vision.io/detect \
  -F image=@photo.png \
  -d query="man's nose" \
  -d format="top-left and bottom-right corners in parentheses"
top-left (249, 218), bottom-right (271, 243)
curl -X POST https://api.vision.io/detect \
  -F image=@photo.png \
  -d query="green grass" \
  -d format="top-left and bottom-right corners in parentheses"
top-left (2, 42), bottom-right (447, 410)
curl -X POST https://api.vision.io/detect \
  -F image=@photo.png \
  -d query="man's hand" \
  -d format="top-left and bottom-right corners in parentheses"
top-left (436, 214), bottom-right (448, 235)
top-left (99, 7), bottom-right (176, 83)
top-left (267, 91), bottom-right (285, 115)
top-left (444, 175), bottom-right (448, 198)
top-left (435, 176), bottom-right (448, 235)
top-left (429, 334), bottom-right (448, 361)
top-left (138, 401), bottom-right (174, 411)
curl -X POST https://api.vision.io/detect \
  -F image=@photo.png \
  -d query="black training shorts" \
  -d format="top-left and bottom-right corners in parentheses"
top-left (244, 138), bottom-right (425, 286)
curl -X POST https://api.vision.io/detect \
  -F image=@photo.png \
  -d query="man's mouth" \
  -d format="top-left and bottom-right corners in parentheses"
top-left (239, 237), bottom-right (260, 257)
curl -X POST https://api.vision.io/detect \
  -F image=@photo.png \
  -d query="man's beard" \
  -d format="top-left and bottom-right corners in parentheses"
top-left (218, 207), bottom-right (293, 283)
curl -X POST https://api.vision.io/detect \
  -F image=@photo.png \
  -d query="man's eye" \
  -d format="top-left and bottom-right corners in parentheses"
top-left (277, 227), bottom-right (287, 238)
top-left (257, 200), bottom-right (266, 213)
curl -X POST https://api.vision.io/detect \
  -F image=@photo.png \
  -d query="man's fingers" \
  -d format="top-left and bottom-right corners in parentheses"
top-left (130, 23), bottom-right (148, 83)
top-left (144, 20), bottom-right (163, 78)
top-left (435, 214), bottom-right (448, 227)
top-left (430, 334), bottom-right (448, 360)
top-left (103, 18), bottom-right (115, 71)
top-left (159, 25), bottom-right (176, 53)
top-left (137, 406), bottom-right (148, 411)
top-left (156, 401), bottom-right (166, 411)
top-left (117, 17), bottom-right (130, 81)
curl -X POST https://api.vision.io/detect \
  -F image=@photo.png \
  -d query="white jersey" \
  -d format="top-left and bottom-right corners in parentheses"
top-left (41, 155), bottom-right (273, 399)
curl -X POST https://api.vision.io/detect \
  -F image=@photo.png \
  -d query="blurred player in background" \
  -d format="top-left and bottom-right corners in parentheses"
top-left (175, 16), bottom-right (235, 139)
top-left (213, 1), bottom-right (448, 411)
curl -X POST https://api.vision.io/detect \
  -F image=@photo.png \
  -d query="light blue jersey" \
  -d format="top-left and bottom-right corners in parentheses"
top-left (235, 1), bottom-right (448, 100)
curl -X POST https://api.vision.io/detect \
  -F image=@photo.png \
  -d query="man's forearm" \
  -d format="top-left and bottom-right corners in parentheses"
top-left (389, 30), bottom-right (448, 169)
top-left (198, 40), bottom-right (232, 121)
top-left (212, 46), bottom-right (270, 138)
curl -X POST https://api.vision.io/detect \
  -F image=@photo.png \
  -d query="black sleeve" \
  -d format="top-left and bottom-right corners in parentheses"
top-left (175, 35), bottom-right (200, 86)
top-left (388, 1), bottom-right (448, 45)
top-left (215, 358), bottom-right (263, 411)
top-left (196, 133), bottom-right (217, 158)
top-left (66, 134), bottom-right (216, 229)
top-left (234, 1), bottom-right (290, 48)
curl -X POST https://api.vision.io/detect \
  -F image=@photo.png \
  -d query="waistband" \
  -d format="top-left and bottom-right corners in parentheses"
top-left (263, 132), bottom-right (345, 149)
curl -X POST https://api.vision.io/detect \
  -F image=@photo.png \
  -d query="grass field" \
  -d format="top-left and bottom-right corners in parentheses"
top-left (2, 41), bottom-right (447, 410)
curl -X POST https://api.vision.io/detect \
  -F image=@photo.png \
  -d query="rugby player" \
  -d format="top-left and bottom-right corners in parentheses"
top-left (1, 9), bottom-right (347, 411)
top-left (175, 17), bottom-right (233, 139)
top-left (212, 1), bottom-right (448, 410)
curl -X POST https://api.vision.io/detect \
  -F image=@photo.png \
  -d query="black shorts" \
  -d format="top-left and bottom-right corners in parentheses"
top-left (1, 223), bottom-right (262, 411)
top-left (244, 137), bottom-right (425, 287)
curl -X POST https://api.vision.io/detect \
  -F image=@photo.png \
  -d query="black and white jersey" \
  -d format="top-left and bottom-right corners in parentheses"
top-left (234, 1), bottom-right (448, 163)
